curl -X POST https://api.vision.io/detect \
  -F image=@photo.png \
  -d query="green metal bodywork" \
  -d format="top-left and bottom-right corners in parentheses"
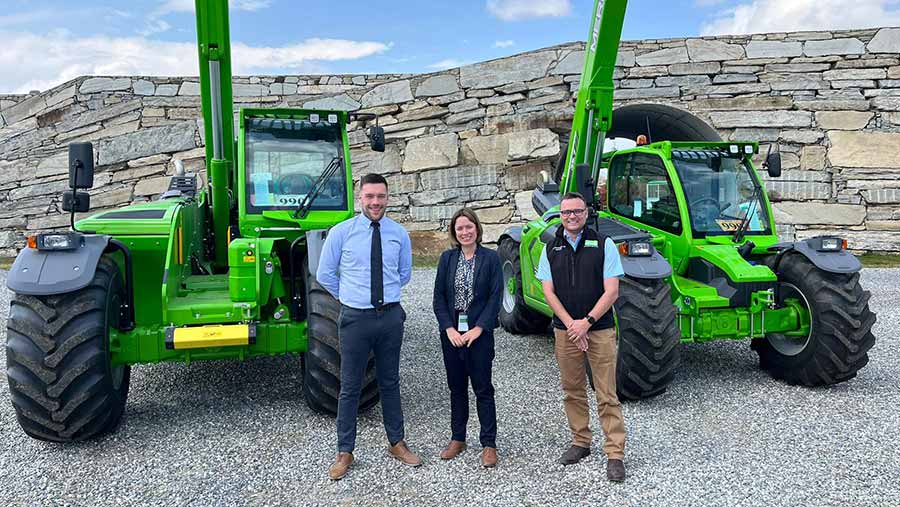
top-left (520, 140), bottom-right (807, 343)
top-left (514, 0), bottom-right (811, 343)
top-left (76, 0), bottom-right (355, 365)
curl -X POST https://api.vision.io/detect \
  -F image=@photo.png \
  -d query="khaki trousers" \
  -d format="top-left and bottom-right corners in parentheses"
top-left (554, 327), bottom-right (626, 459)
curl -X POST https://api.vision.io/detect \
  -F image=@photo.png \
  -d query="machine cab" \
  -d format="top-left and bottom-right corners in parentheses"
top-left (235, 108), bottom-right (380, 237)
top-left (605, 142), bottom-right (775, 244)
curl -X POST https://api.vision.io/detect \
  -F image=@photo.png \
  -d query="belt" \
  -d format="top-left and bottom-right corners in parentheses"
top-left (341, 302), bottom-right (400, 313)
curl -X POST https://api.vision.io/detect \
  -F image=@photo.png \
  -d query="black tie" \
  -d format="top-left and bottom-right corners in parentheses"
top-left (370, 221), bottom-right (384, 308)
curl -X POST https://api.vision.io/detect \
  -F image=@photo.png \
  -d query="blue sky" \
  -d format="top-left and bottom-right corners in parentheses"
top-left (2, 0), bottom-right (899, 93)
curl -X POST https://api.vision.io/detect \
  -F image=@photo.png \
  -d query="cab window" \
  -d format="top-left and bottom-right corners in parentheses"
top-left (608, 153), bottom-right (682, 234)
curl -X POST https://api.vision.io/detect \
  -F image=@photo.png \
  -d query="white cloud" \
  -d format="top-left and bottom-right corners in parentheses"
top-left (701, 0), bottom-right (900, 35)
top-left (487, 0), bottom-right (571, 21)
top-left (232, 0), bottom-right (271, 11)
top-left (493, 39), bottom-right (515, 48)
top-left (427, 58), bottom-right (473, 70)
top-left (0, 30), bottom-right (391, 93)
top-left (153, 0), bottom-right (195, 15)
top-left (147, 0), bottom-right (271, 34)
top-left (154, 0), bottom-right (271, 16)
top-left (139, 19), bottom-right (173, 37)
top-left (233, 39), bottom-right (393, 68)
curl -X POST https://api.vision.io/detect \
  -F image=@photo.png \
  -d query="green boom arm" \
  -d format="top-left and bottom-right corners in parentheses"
top-left (561, 0), bottom-right (628, 195)
top-left (195, 0), bottom-right (235, 270)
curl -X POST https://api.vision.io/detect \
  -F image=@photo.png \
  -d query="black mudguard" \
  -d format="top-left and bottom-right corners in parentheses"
top-left (6, 234), bottom-right (111, 295)
top-left (621, 250), bottom-right (672, 279)
top-left (771, 238), bottom-right (861, 274)
top-left (498, 226), bottom-right (524, 245)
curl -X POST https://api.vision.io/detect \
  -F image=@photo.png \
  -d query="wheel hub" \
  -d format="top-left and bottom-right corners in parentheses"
top-left (766, 282), bottom-right (813, 356)
top-left (502, 261), bottom-right (516, 313)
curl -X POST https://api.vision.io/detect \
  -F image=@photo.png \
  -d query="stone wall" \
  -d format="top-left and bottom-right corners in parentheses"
top-left (3, 27), bottom-right (900, 255)
top-left (0, 94), bottom-right (27, 116)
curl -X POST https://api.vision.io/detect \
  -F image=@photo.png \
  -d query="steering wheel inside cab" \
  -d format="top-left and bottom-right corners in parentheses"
top-left (275, 173), bottom-right (315, 196)
top-left (690, 197), bottom-right (727, 228)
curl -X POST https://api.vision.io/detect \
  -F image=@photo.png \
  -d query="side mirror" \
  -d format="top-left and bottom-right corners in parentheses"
top-left (62, 190), bottom-right (91, 212)
top-left (765, 152), bottom-right (781, 178)
top-left (369, 126), bottom-right (385, 153)
top-left (350, 112), bottom-right (376, 123)
top-left (68, 142), bottom-right (95, 189)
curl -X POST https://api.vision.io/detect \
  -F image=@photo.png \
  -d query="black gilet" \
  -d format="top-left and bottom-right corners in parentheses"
top-left (547, 226), bottom-right (615, 331)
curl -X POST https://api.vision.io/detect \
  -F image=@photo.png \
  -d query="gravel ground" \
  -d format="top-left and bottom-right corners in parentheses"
top-left (0, 267), bottom-right (898, 507)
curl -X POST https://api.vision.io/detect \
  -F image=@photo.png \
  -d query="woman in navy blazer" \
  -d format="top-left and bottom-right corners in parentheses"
top-left (433, 208), bottom-right (503, 468)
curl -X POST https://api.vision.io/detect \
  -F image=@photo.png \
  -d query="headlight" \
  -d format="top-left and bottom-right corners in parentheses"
top-left (627, 240), bottom-right (653, 257)
top-left (36, 233), bottom-right (80, 251)
top-left (814, 236), bottom-right (846, 252)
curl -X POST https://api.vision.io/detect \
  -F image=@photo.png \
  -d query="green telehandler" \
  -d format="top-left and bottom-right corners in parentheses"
top-left (5, 0), bottom-right (386, 441)
top-left (498, 0), bottom-right (877, 398)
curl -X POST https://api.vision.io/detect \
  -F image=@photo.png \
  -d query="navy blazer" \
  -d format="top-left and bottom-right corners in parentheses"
top-left (433, 245), bottom-right (503, 334)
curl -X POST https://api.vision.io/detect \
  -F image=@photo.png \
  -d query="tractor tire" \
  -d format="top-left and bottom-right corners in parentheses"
top-left (498, 238), bottom-right (551, 335)
top-left (752, 253), bottom-right (876, 386)
top-left (613, 276), bottom-right (681, 400)
top-left (301, 260), bottom-right (379, 415)
top-left (6, 257), bottom-right (131, 442)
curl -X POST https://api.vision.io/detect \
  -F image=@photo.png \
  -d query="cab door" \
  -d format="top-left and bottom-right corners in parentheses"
top-left (606, 151), bottom-right (690, 270)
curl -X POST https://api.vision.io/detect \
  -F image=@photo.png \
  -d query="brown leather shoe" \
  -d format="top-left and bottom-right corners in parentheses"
top-left (440, 440), bottom-right (467, 460)
top-left (558, 445), bottom-right (591, 465)
top-left (607, 458), bottom-right (626, 482)
top-left (388, 441), bottom-right (422, 467)
top-left (328, 452), bottom-right (353, 481)
top-left (481, 447), bottom-right (497, 468)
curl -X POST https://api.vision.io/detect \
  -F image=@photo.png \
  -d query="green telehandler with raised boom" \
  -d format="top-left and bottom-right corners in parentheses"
top-left (498, 0), bottom-right (877, 398)
top-left (5, 0), bottom-right (386, 441)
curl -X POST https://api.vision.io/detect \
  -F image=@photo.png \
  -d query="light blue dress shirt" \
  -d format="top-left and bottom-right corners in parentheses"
top-left (316, 214), bottom-right (413, 309)
top-left (536, 231), bottom-right (624, 282)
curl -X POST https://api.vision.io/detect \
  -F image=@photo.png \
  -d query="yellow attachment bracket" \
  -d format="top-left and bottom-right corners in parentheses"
top-left (165, 323), bottom-right (256, 350)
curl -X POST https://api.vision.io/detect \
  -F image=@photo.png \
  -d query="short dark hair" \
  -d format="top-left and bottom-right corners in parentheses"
top-left (449, 208), bottom-right (484, 247)
top-left (359, 173), bottom-right (388, 190)
top-left (561, 192), bottom-right (586, 205)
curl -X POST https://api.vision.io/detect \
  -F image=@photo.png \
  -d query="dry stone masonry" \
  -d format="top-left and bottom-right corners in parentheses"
top-left (3, 27), bottom-right (900, 255)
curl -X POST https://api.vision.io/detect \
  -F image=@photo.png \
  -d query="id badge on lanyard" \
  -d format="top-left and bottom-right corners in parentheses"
top-left (457, 255), bottom-right (475, 332)
top-left (458, 313), bottom-right (469, 332)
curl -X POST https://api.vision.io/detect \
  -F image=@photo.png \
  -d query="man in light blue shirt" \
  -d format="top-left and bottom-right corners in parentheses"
top-left (536, 233), bottom-right (624, 283)
top-left (316, 208), bottom-right (412, 309)
top-left (537, 192), bottom-right (628, 482)
top-left (317, 173), bottom-right (419, 481)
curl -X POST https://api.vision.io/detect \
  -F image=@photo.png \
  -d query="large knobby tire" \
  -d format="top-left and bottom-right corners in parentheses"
top-left (613, 276), bottom-right (681, 400)
top-left (6, 257), bottom-right (131, 442)
top-left (301, 260), bottom-right (379, 415)
top-left (498, 238), bottom-right (551, 335)
top-left (752, 253), bottom-right (876, 386)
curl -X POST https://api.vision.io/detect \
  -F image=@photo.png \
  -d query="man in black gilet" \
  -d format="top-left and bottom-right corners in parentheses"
top-left (536, 192), bottom-right (627, 482)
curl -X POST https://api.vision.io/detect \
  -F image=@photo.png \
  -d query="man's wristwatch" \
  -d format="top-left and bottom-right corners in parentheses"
top-left (586, 315), bottom-right (596, 325)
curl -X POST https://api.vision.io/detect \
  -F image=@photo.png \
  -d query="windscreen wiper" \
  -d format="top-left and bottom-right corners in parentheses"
top-left (294, 156), bottom-right (343, 219)
top-left (732, 182), bottom-right (761, 244)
